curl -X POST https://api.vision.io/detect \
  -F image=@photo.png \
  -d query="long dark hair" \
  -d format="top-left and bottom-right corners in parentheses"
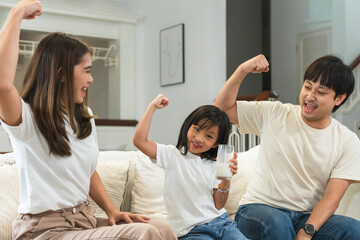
top-left (304, 55), bottom-right (355, 112)
top-left (176, 105), bottom-right (230, 160)
top-left (21, 32), bottom-right (94, 156)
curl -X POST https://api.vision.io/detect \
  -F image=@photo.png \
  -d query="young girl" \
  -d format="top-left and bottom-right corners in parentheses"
top-left (0, 1), bottom-right (176, 239)
top-left (133, 94), bottom-right (247, 239)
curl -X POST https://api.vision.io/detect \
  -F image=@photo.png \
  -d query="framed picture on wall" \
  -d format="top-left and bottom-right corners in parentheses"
top-left (160, 24), bottom-right (184, 86)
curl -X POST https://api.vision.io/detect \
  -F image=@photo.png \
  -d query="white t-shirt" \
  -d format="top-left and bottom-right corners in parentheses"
top-left (237, 101), bottom-right (360, 213)
top-left (156, 143), bottom-right (226, 237)
top-left (0, 99), bottom-right (99, 214)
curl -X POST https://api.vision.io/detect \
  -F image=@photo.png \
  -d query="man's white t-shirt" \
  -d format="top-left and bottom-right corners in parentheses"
top-left (0, 99), bottom-right (99, 214)
top-left (156, 143), bottom-right (226, 237)
top-left (237, 101), bottom-right (360, 213)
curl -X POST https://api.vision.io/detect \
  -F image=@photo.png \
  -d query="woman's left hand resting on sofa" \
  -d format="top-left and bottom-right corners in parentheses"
top-left (107, 211), bottom-right (150, 225)
top-left (90, 170), bottom-right (150, 225)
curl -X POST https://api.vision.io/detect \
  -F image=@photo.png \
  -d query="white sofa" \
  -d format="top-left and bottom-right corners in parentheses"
top-left (1, 146), bottom-right (359, 239)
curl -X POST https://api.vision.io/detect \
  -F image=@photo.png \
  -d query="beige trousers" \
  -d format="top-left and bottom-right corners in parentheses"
top-left (12, 202), bottom-right (176, 240)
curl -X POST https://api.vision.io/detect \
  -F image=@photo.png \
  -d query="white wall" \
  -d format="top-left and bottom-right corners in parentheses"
top-left (271, 0), bottom-right (333, 105)
top-left (271, 0), bottom-right (360, 133)
top-left (342, 0), bottom-right (360, 64)
top-left (333, 0), bottom-right (360, 131)
top-left (134, 0), bottom-right (226, 145)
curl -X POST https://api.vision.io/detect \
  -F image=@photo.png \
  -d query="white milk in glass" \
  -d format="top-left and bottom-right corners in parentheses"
top-left (216, 145), bottom-right (233, 180)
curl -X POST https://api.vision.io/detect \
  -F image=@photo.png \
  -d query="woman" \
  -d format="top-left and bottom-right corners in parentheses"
top-left (0, 0), bottom-right (176, 239)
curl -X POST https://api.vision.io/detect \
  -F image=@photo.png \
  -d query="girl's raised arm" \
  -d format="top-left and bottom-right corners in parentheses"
top-left (0, 0), bottom-right (42, 126)
top-left (133, 94), bottom-right (169, 160)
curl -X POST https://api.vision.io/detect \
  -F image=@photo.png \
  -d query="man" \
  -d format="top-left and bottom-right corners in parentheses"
top-left (214, 54), bottom-right (360, 239)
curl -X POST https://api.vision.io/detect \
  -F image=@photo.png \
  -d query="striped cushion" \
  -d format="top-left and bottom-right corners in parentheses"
top-left (0, 162), bottom-right (19, 240)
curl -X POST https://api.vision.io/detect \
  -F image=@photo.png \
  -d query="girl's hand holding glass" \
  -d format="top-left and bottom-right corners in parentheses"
top-left (216, 144), bottom-right (237, 180)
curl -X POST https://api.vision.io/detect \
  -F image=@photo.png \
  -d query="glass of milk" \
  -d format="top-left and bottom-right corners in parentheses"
top-left (216, 144), bottom-right (234, 180)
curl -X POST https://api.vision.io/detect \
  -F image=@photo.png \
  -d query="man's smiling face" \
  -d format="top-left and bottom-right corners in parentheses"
top-left (299, 79), bottom-right (345, 129)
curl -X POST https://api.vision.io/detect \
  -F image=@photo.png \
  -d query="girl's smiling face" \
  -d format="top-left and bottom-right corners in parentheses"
top-left (186, 122), bottom-right (219, 156)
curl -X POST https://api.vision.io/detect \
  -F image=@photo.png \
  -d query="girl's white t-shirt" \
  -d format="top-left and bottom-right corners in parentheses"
top-left (156, 143), bottom-right (226, 237)
top-left (0, 99), bottom-right (98, 214)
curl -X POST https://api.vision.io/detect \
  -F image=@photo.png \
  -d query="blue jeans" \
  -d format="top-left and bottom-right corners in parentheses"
top-left (235, 203), bottom-right (360, 240)
top-left (178, 213), bottom-right (247, 240)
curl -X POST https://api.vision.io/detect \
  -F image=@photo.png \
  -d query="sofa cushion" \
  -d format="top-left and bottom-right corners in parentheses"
top-left (0, 160), bottom-right (19, 240)
top-left (88, 151), bottom-right (134, 219)
top-left (131, 152), bottom-right (167, 222)
top-left (224, 145), bottom-right (259, 219)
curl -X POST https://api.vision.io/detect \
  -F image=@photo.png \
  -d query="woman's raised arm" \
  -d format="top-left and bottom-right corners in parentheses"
top-left (0, 0), bottom-right (41, 125)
